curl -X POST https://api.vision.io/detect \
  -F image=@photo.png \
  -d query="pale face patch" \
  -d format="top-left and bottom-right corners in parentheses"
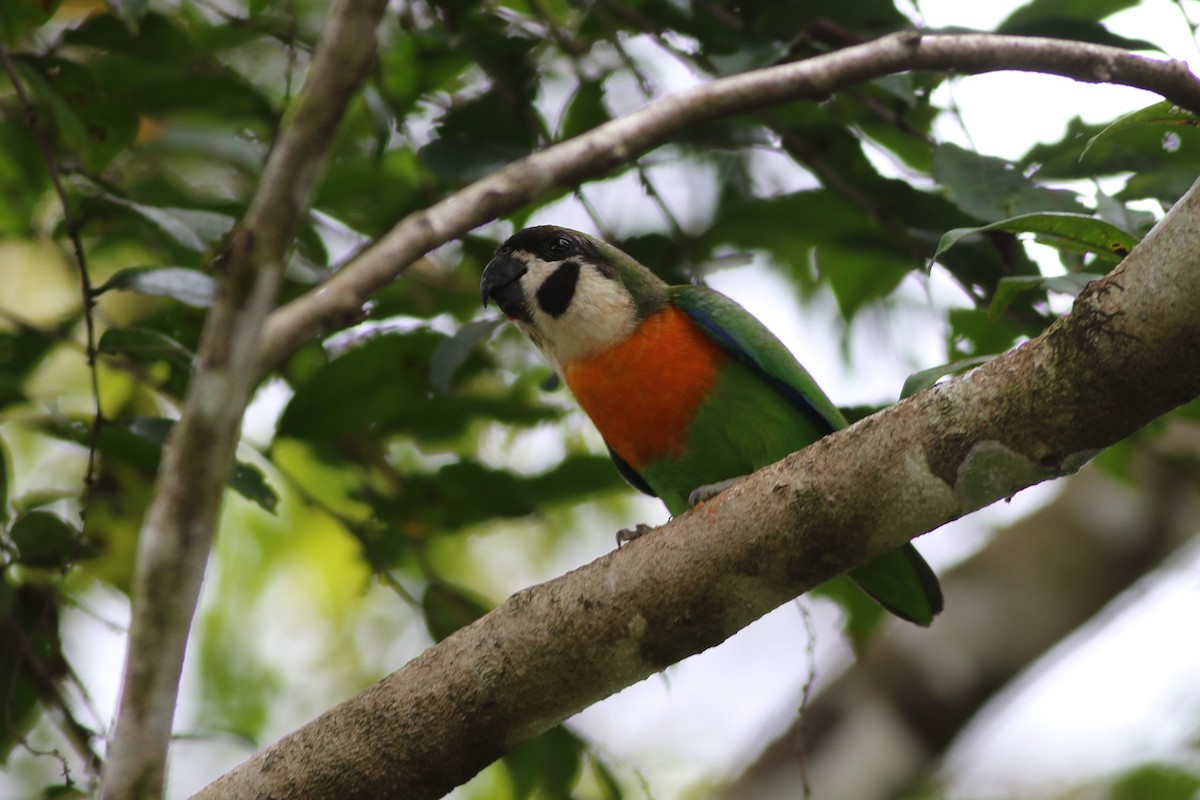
top-left (511, 253), bottom-right (639, 373)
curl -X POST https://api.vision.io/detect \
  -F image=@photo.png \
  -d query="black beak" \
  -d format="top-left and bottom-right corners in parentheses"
top-left (480, 254), bottom-right (532, 322)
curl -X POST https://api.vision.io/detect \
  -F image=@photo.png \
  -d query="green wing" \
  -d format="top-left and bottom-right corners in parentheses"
top-left (669, 284), bottom-right (944, 626)
top-left (667, 284), bottom-right (848, 432)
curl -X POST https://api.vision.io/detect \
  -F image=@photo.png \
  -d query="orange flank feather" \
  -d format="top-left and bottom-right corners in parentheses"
top-left (564, 305), bottom-right (727, 470)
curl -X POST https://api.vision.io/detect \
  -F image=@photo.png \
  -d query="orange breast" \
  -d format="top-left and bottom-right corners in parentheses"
top-left (564, 305), bottom-right (727, 470)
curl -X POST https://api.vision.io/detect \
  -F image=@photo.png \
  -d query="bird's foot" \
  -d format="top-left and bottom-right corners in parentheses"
top-left (688, 476), bottom-right (746, 507)
top-left (615, 523), bottom-right (655, 548)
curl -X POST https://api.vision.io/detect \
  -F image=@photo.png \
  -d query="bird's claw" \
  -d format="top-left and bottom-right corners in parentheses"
top-left (687, 476), bottom-right (745, 507)
top-left (615, 523), bottom-right (655, 547)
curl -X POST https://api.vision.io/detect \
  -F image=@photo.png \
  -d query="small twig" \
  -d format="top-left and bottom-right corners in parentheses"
top-left (793, 601), bottom-right (817, 799)
top-left (16, 737), bottom-right (74, 785)
top-left (0, 45), bottom-right (107, 791)
top-left (5, 602), bottom-right (103, 775)
top-left (0, 44), bottom-right (103, 513)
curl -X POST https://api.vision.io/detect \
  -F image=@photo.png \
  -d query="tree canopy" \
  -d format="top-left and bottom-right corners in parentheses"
top-left (2, 0), bottom-right (1200, 798)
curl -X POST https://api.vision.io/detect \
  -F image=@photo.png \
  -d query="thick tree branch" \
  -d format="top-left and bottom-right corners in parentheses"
top-left (256, 31), bottom-right (1200, 373)
top-left (101, 1), bottom-right (388, 797)
top-left (195, 177), bottom-right (1200, 799)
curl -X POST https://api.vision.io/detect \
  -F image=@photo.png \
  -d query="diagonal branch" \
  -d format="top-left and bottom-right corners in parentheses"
top-left (256, 31), bottom-right (1200, 372)
top-left (100, 1), bottom-right (388, 798)
top-left (195, 175), bottom-right (1200, 799)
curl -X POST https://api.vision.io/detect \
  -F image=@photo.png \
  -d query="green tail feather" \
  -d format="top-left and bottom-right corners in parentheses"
top-left (847, 544), bottom-right (944, 626)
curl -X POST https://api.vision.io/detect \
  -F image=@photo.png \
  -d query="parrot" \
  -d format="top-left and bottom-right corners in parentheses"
top-left (480, 225), bottom-right (943, 626)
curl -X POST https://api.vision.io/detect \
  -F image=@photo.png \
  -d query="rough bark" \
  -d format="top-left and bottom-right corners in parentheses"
top-left (192, 179), bottom-right (1200, 800)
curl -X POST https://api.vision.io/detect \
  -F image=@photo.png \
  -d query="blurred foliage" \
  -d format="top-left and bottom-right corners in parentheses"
top-left (0, 0), bottom-right (1198, 797)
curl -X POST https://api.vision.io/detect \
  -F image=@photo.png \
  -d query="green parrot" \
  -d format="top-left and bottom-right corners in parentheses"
top-left (480, 225), bottom-right (942, 625)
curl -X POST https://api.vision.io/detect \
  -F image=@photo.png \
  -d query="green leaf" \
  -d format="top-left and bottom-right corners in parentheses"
top-left (98, 196), bottom-right (235, 253)
top-left (0, 0), bottom-right (60, 45)
top-left (429, 319), bottom-right (504, 394)
top-left (701, 191), bottom-right (866, 289)
top-left (422, 582), bottom-right (491, 641)
top-left (115, 418), bottom-right (277, 512)
top-left (933, 144), bottom-right (1084, 222)
top-left (122, 72), bottom-right (275, 127)
top-left (98, 327), bottom-right (193, 366)
top-left (418, 137), bottom-right (529, 187)
top-left (98, 327), bottom-right (195, 396)
top-left (12, 56), bottom-right (139, 170)
top-left (998, 17), bottom-right (1157, 51)
top-left (315, 147), bottom-right (426, 238)
top-left (93, 417), bottom-right (174, 470)
top-left (365, 455), bottom-right (625, 533)
top-left (560, 79), bottom-right (610, 139)
top-left (816, 242), bottom-right (913, 318)
top-left (379, 30), bottom-right (473, 120)
top-left (997, 0), bottom-right (1155, 52)
top-left (989, 273), bottom-right (1102, 319)
top-left (504, 726), bottom-right (585, 799)
top-left (1094, 192), bottom-right (1157, 235)
top-left (229, 462), bottom-right (279, 514)
top-left (590, 757), bottom-right (624, 800)
top-left (1000, 0), bottom-right (1139, 27)
top-left (54, 417), bottom-right (279, 512)
top-left (933, 212), bottom-right (1137, 264)
top-left (420, 89), bottom-right (538, 186)
top-left (1119, 168), bottom-right (1200, 207)
top-left (0, 584), bottom-right (62, 761)
top-left (1024, 114), bottom-right (1200, 184)
top-left (0, 121), bottom-right (48, 236)
top-left (115, 0), bottom-right (150, 25)
top-left (1109, 763), bottom-right (1200, 800)
top-left (278, 330), bottom-right (557, 445)
top-left (96, 266), bottom-right (217, 307)
top-left (9, 511), bottom-right (80, 569)
top-left (948, 308), bottom-right (1026, 358)
top-left (62, 11), bottom-right (193, 60)
top-left (11, 490), bottom-right (79, 514)
top-left (0, 320), bottom-right (65, 406)
top-left (1082, 100), bottom-right (1200, 161)
top-left (750, 0), bottom-right (907, 37)
top-left (900, 356), bottom-right (995, 399)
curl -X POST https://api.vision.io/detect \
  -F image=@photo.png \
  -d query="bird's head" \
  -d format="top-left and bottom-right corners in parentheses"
top-left (481, 226), bottom-right (666, 369)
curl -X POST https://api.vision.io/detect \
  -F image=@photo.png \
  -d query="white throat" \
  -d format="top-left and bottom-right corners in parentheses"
top-left (519, 261), bottom-right (639, 372)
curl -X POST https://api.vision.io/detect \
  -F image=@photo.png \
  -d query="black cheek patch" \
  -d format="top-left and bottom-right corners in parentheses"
top-left (536, 260), bottom-right (580, 318)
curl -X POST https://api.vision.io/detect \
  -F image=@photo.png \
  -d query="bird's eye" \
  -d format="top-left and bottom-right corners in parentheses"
top-left (546, 237), bottom-right (572, 257)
